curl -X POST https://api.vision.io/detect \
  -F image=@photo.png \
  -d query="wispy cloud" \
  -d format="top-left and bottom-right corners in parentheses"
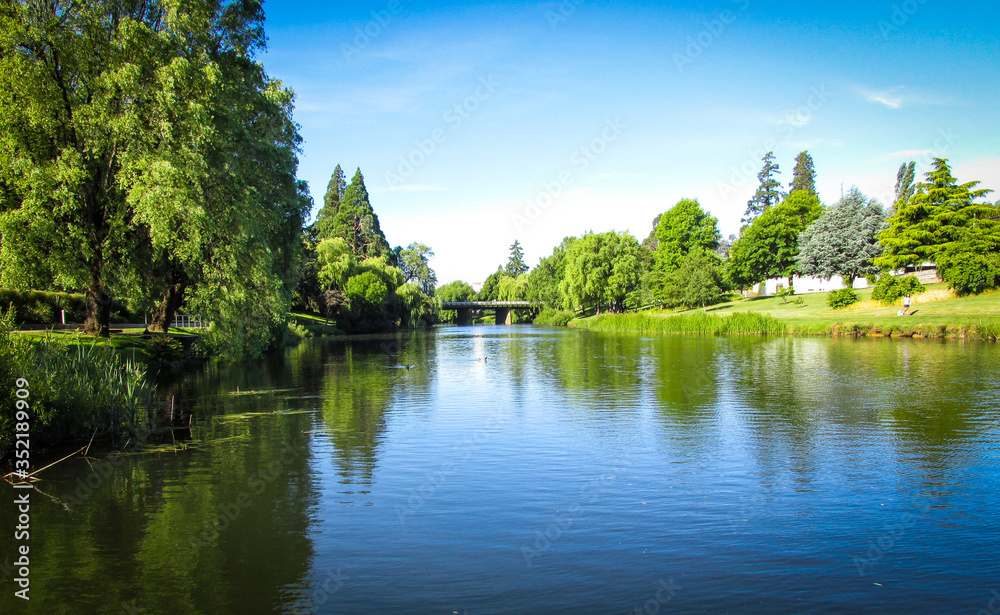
top-left (854, 84), bottom-right (956, 110)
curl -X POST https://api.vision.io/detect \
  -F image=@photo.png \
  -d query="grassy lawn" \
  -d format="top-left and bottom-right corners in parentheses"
top-left (577, 283), bottom-right (1000, 339)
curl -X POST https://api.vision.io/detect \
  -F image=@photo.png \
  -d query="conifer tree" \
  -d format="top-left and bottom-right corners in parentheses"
top-left (330, 169), bottom-right (391, 259)
top-left (893, 161), bottom-right (916, 210)
top-left (506, 240), bottom-right (528, 277)
top-left (790, 151), bottom-right (817, 196)
top-left (875, 158), bottom-right (995, 271)
top-left (315, 164), bottom-right (346, 239)
top-left (743, 151), bottom-right (782, 225)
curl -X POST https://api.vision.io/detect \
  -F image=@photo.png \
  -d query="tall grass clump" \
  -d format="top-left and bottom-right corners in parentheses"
top-left (575, 311), bottom-right (785, 336)
top-left (1, 309), bottom-right (154, 458)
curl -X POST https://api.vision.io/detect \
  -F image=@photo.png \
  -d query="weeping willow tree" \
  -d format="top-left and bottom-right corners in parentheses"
top-left (0, 0), bottom-right (309, 358)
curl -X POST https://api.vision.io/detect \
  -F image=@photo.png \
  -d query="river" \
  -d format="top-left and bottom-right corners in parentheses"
top-left (2, 326), bottom-right (999, 614)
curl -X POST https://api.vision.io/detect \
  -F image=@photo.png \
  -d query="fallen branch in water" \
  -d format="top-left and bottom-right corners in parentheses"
top-left (3, 445), bottom-right (87, 484)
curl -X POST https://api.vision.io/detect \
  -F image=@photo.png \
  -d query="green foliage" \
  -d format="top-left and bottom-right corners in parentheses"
top-left (666, 248), bottom-right (727, 310)
top-left (560, 231), bottom-right (641, 312)
top-left (315, 164), bottom-right (347, 239)
top-left (345, 271), bottom-right (388, 315)
top-left (894, 161), bottom-right (916, 209)
top-left (743, 151), bottom-right (782, 225)
top-left (506, 240), bottom-right (528, 277)
top-left (316, 237), bottom-right (358, 291)
top-left (0, 0), bottom-right (308, 348)
top-left (937, 250), bottom-right (1000, 296)
top-left (0, 289), bottom-right (134, 324)
top-left (576, 311), bottom-right (786, 336)
top-left (533, 307), bottom-right (576, 326)
top-left (478, 267), bottom-right (509, 301)
top-left (827, 288), bottom-right (860, 309)
top-left (394, 282), bottom-right (437, 328)
top-left (652, 198), bottom-right (721, 277)
top-left (396, 242), bottom-right (437, 295)
top-left (526, 237), bottom-right (575, 308)
top-left (876, 158), bottom-right (997, 271)
top-left (329, 169), bottom-right (391, 260)
top-left (790, 151), bottom-right (817, 196)
top-left (727, 192), bottom-right (823, 289)
top-left (1, 310), bottom-right (154, 456)
top-left (776, 286), bottom-right (796, 304)
top-left (796, 187), bottom-right (886, 286)
top-left (143, 336), bottom-right (185, 368)
top-left (871, 275), bottom-right (926, 304)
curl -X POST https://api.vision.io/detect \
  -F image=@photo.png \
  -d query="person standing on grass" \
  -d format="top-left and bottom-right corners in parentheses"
top-left (903, 293), bottom-right (912, 316)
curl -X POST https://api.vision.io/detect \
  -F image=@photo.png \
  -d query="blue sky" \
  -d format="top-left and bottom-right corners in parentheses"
top-left (260, 0), bottom-right (1000, 286)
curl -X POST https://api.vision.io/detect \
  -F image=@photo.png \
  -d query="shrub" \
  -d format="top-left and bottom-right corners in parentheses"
top-left (827, 288), bottom-right (860, 309)
top-left (937, 251), bottom-right (1000, 296)
top-left (871, 275), bottom-right (925, 304)
top-left (776, 286), bottom-right (795, 303)
top-left (534, 307), bottom-right (576, 326)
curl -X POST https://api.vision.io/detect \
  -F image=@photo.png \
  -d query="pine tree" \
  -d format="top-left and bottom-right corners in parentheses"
top-left (506, 240), bottom-right (528, 277)
top-left (790, 151), bottom-right (817, 196)
top-left (893, 161), bottom-right (916, 210)
top-left (743, 151), bottom-right (782, 225)
top-left (330, 169), bottom-right (391, 259)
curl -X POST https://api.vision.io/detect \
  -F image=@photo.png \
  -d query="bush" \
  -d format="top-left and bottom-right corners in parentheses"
top-left (534, 307), bottom-right (576, 326)
top-left (0, 289), bottom-right (136, 324)
top-left (776, 286), bottom-right (795, 304)
top-left (871, 275), bottom-right (925, 304)
top-left (938, 251), bottom-right (1000, 296)
top-left (827, 288), bottom-right (860, 309)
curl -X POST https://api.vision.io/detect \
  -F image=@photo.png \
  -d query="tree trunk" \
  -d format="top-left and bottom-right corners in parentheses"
top-left (149, 283), bottom-right (186, 333)
top-left (84, 284), bottom-right (113, 337)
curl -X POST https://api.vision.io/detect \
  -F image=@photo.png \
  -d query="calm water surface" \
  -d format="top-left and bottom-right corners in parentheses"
top-left (3, 326), bottom-right (999, 614)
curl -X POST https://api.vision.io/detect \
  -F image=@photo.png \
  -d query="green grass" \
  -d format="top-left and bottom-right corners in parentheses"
top-left (573, 283), bottom-right (1000, 340)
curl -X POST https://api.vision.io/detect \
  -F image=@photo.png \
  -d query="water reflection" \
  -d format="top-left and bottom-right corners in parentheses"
top-left (2, 330), bottom-right (998, 614)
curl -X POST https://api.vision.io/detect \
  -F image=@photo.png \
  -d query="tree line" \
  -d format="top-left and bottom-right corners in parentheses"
top-left (447, 151), bottom-right (998, 318)
top-left (0, 0), bottom-right (309, 359)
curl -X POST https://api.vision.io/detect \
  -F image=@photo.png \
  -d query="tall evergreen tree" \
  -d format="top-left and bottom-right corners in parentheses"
top-left (315, 164), bottom-right (346, 239)
top-left (506, 240), bottom-right (528, 277)
top-left (875, 158), bottom-right (995, 271)
top-left (330, 169), bottom-right (391, 260)
top-left (893, 161), bottom-right (916, 210)
top-left (743, 151), bottom-right (782, 225)
top-left (790, 151), bottom-right (817, 196)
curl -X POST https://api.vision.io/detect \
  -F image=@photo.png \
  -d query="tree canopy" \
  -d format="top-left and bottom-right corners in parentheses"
top-left (0, 0), bottom-right (309, 356)
top-left (727, 192), bottom-right (822, 289)
top-left (560, 231), bottom-right (640, 312)
top-left (796, 187), bottom-right (886, 286)
top-left (875, 158), bottom-right (996, 271)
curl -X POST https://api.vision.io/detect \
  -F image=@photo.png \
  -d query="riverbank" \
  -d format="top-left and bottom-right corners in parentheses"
top-left (571, 283), bottom-right (1000, 340)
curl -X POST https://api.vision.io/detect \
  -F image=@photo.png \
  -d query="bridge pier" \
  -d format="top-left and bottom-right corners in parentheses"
top-left (456, 308), bottom-right (473, 326)
top-left (495, 308), bottom-right (512, 325)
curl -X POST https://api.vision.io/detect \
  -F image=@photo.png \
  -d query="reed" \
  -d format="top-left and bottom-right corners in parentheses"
top-left (1, 310), bottom-right (154, 458)
top-left (573, 311), bottom-right (786, 336)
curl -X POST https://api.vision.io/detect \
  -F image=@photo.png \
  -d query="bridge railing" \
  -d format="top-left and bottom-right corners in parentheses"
top-left (440, 301), bottom-right (541, 308)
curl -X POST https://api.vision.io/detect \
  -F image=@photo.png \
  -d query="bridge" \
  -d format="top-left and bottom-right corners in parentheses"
top-left (440, 301), bottom-right (542, 325)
